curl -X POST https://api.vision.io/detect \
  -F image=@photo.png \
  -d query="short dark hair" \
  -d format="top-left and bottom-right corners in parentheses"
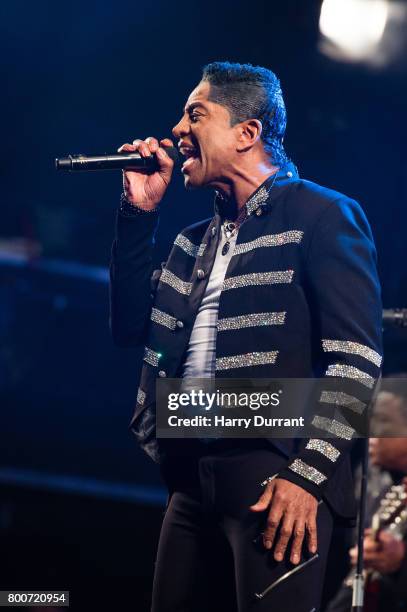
top-left (202, 61), bottom-right (288, 166)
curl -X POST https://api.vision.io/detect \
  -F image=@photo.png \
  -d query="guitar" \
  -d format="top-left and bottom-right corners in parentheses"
top-left (364, 478), bottom-right (407, 612)
top-left (343, 478), bottom-right (407, 612)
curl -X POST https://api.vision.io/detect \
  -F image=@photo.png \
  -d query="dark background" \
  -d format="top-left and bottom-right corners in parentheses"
top-left (1, 0), bottom-right (407, 610)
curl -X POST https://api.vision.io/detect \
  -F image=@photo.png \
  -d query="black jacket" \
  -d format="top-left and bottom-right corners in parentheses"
top-left (110, 162), bottom-right (382, 520)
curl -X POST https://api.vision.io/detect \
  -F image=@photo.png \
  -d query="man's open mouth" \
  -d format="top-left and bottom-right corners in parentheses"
top-left (179, 146), bottom-right (201, 172)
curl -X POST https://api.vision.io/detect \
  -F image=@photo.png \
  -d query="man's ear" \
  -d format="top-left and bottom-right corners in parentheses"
top-left (236, 119), bottom-right (263, 152)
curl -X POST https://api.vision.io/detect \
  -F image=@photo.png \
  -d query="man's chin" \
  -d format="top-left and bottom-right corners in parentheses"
top-left (183, 173), bottom-right (205, 190)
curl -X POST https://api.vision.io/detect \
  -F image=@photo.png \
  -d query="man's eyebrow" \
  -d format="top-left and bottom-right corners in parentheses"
top-left (183, 102), bottom-right (207, 114)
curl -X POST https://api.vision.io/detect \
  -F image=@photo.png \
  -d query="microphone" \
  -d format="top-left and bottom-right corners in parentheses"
top-left (383, 308), bottom-right (407, 327)
top-left (55, 146), bottom-right (179, 172)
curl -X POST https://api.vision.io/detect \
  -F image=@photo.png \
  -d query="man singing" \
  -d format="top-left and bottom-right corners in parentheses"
top-left (110, 62), bottom-right (382, 611)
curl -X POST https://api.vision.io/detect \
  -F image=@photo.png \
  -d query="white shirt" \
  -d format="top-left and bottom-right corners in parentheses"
top-left (181, 226), bottom-right (238, 379)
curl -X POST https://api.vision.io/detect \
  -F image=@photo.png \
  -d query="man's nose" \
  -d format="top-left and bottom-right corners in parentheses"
top-left (172, 116), bottom-right (189, 139)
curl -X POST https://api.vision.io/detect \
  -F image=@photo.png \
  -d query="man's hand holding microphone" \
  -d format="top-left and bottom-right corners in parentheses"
top-left (118, 137), bottom-right (175, 211)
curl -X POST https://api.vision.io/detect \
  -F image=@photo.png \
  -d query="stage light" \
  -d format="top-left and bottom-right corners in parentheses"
top-left (319, 0), bottom-right (389, 62)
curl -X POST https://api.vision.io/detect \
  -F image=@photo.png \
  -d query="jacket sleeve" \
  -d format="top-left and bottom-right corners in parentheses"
top-left (278, 196), bottom-right (383, 500)
top-left (109, 205), bottom-right (160, 347)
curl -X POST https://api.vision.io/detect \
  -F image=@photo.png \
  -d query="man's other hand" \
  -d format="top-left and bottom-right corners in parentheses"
top-left (250, 478), bottom-right (318, 565)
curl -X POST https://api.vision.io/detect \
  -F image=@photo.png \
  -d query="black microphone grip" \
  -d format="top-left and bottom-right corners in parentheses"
top-left (55, 146), bottom-right (178, 172)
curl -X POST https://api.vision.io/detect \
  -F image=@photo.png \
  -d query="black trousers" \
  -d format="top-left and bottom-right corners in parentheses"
top-left (152, 442), bottom-right (334, 612)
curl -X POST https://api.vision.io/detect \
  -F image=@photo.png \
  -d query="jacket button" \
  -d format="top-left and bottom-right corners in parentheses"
top-left (287, 171), bottom-right (293, 178)
top-left (176, 320), bottom-right (184, 329)
top-left (158, 370), bottom-right (167, 378)
top-left (197, 269), bottom-right (205, 279)
top-left (255, 208), bottom-right (262, 216)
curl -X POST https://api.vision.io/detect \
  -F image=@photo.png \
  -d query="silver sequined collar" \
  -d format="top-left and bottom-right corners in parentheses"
top-left (213, 161), bottom-right (298, 219)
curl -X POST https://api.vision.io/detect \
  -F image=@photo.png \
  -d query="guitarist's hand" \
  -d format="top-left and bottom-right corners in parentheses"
top-left (350, 528), bottom-right (406, 574)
